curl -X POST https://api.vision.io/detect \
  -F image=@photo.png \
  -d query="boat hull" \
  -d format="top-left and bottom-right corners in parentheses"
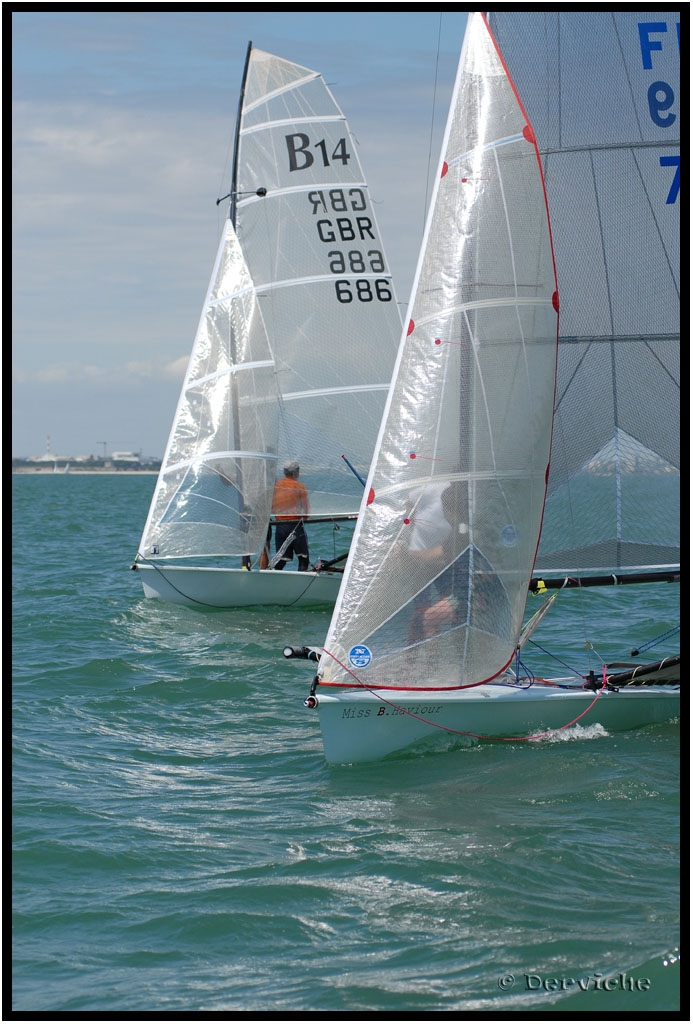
top-left (312, 683), bottom-right (680, 764)
top-left (134, 564), bottom-right (341, 608)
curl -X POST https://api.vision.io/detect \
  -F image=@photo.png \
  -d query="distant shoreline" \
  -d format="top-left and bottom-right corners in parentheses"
top-left (12, 468), bottom-right (159, 475)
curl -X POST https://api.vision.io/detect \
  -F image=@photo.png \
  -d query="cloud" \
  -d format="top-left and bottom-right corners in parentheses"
top-left (123, 357), bottom-right (189, 382)
top-left (14, 357), bottom-right (188, 391)
top-left (12, 12), bottom-right (467, 458)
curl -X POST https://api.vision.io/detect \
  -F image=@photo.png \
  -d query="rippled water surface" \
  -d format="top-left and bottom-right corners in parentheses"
top-left (12, 475), bottom-right (680, 1013)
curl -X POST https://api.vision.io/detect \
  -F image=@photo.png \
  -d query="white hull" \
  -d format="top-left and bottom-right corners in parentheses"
top-left (311, 682), bottom-right (680, 764)
top-left (135, 564), bottom-right (341, 608)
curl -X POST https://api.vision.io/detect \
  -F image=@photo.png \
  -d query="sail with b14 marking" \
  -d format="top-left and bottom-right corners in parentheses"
top-left (135, 46), bottom-right (401, 604)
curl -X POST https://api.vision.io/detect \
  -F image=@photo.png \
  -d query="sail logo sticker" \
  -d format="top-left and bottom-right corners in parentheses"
top-left (500, 525), bottom-right (518, 546)
top-left (349, 645), bottom-right (372, 669)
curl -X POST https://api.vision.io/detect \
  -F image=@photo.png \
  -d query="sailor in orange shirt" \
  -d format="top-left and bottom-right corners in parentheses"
top-left (261, 461), bottom-right (311, 571)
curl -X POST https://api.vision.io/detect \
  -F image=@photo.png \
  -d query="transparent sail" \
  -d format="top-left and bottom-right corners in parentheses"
top-left (318, 13), bottom-right (558, 690)
top-left (235, 49), bottom-right (401, 517)
top-left (138, 47), bottom-right (402, 568)
top-left (488, 11), bottom-right (680, 574)
top-left (139, 221), bottom-right (278, 560)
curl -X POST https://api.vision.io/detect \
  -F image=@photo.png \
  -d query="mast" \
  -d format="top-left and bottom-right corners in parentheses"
top-left (229, 40), bottom-right (253, 228)
top-left (228, 41), bottom-right (254, 559)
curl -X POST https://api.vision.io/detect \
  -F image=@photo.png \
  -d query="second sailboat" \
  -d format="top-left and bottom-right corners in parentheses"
top-left (133, 44), bottom-right (402, 608)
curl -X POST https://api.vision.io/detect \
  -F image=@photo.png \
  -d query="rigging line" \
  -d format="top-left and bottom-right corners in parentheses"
top-left (611, 10), bottom-right (645, 144)
top-left (526, 637), bottom-right (589, 678)
top-left (284, 569), bottom-right (322, 608)
top-left (133, 552), bottom-right (324, 608)
top-left (132, 555), bottom-right (238, 609)
top-left (424, 13), bottom-right (444, 236)
top-left (631, 624), bottom-right (680, 657)
top-left (539, 139), bottom-right (678, 157)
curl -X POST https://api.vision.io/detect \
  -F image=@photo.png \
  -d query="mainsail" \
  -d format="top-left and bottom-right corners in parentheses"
top-left (302, 13), bottom-right (678, 765)
top-left (488, 11), bottom-right (680, 575)
top-left (318, 13), bottom-right (559, 690)
top-left (138, 46), bottom-right (401, 567)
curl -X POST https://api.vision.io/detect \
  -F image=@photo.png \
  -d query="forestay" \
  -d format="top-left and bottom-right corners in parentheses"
top-left (318, 13), bottom-right (559, 690)
top-left (488, 11), bottom-right (680, 575)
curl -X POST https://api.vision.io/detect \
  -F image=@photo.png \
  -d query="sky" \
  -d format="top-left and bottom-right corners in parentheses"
top-left (12, 10), bottom-right (470, 459)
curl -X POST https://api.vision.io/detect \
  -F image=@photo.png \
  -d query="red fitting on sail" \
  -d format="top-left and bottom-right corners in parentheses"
top-left (552, 291), bottom-right (559, 313)
top-left (441, 160), bottom-right (449, 177)
top-left (407, 319), bottom-right (416, 335)
top-left (522, 124), bottom-right (535, 143)
top-left (407, 451), bottom-right (439, 463)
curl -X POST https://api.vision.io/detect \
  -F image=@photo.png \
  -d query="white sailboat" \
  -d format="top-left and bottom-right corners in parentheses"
top-left (133, 44), bottom-right (401, 608)
top-left (297, 12), bottom-right (679, 763)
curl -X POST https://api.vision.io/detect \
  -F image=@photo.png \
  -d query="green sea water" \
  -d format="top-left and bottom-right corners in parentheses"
top-left (11, 474), bottom-right (681, 1014)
